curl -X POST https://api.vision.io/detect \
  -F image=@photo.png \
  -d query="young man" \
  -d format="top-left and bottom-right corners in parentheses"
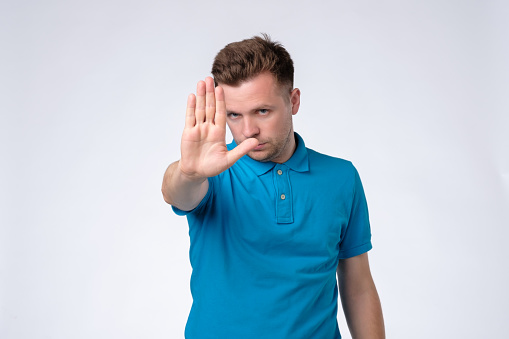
top-left (162, 35), bottom-right (385, 338)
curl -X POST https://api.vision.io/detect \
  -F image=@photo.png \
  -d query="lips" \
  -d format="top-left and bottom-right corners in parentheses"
top-left (254, 143), bottom-right (266, 150)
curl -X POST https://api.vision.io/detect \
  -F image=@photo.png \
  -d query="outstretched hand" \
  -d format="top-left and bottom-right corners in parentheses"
top-left (179, 77), bottom-right (258, 180)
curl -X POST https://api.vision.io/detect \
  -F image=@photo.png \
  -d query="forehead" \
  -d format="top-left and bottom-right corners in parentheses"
top-left (219, 73), bottom-right (286, 110)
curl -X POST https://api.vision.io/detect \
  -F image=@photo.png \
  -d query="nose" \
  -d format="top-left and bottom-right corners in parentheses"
top-left (242, 116), bottom-right (260, 138)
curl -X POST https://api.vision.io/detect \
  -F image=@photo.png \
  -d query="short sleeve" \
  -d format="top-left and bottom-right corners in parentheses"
top-left (171, 177), bottom-right (214, 216)
top-left (337, 166), bottom-right (373, 259)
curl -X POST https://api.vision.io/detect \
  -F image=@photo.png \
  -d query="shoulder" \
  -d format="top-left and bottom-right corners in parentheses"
top-left (306, 147), bottom-right (357, 177)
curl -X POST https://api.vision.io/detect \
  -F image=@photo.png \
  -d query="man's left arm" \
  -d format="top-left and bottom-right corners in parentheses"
top-left (337, 252), bottom-right (385, 339)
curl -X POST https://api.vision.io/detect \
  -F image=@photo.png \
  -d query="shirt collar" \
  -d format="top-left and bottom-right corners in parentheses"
top-left (285, 132), bottom-right (310, 173)
top-left (227, 132), bottom-right (309, 176)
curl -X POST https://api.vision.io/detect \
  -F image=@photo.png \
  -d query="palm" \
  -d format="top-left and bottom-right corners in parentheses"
top-left (181, 121), bottom-right (229, 178)
top-left (179, 77), bottom-right (257, 179)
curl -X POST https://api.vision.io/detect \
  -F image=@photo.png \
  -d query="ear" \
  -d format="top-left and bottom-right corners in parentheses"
top-left (290, 88), bottom-right (301, 115)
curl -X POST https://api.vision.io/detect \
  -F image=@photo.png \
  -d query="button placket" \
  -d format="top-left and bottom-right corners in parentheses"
top-left (274, 164), bottom-right (293, 223)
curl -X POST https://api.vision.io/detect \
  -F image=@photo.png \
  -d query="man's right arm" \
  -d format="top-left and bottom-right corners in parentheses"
top-left (161, 77), bottom-right (258, 211)
top-left (161, 160), bottom-right (208, 212)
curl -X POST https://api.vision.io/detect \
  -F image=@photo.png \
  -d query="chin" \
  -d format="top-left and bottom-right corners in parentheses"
top-left (247, 150), bottom-right (272, 162)
top-left (251, 149), bottom-right (283, 163)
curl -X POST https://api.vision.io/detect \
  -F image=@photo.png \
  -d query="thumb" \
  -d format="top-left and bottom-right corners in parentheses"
top-left (226, 138), bottom-right (259, 165)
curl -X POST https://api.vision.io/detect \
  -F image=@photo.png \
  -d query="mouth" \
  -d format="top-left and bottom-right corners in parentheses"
top-left (253, 143), bottom-right (266, 151)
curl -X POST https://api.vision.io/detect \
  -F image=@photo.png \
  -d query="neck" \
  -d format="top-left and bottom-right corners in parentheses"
top-left (273, 130), bottom-right (296, 164)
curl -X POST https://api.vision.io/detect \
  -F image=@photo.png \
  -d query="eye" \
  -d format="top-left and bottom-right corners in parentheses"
top-left (259, 109), bottom-right (269, 115)
top-left (227, 113), bottom-right (240, 119)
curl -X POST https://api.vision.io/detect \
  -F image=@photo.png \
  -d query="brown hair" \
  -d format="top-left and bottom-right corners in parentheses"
top-left (211, 33), bottom-right (294, 90)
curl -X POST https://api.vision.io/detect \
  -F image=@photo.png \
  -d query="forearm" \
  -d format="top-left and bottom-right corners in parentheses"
top-left (337, 253), bottom-right (385, 339)
top-left (161, 160), bottom-right (208, 211)
top-left (339, 282), bottom-right (385, 339)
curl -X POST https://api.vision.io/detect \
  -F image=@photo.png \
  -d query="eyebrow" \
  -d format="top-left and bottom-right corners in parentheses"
top-left (226, 105), bottom-right (276, 115)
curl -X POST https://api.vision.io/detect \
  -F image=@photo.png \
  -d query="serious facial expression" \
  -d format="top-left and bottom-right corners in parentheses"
top-left (220, 72), bottom-right (300, 163)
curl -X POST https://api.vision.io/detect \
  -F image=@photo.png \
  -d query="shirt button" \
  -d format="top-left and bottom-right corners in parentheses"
top-left (277, 169), bottom-right (283, 175)
top-left (280, 194), bottom-right (286, 200)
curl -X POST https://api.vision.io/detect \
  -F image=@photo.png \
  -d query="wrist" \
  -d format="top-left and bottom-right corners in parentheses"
top-left (177, 161), bottom-right (207, 184)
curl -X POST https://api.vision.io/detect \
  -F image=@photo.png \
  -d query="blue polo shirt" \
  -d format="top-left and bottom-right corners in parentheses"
top-left (173, 133), bottom-right (372, 339)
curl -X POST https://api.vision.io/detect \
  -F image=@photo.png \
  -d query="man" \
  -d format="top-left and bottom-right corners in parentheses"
top-left (162, 34), bottom-right (385, 338)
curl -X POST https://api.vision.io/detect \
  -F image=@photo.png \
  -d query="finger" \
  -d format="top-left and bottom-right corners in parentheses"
top-left (195, 80), bottom-right (206, 124)
top-left (205, 77), bottom-right (215, 123)
top-left (185, 94), bottom-right (196, 128)
top-left (226, 137), bottom-right (259, 165)
top-left (214, 85), bottom-right (226, 128)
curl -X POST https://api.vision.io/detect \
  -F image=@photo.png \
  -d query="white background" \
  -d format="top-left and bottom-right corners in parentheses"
top-left (1, 0), bottom-right (508, 338)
